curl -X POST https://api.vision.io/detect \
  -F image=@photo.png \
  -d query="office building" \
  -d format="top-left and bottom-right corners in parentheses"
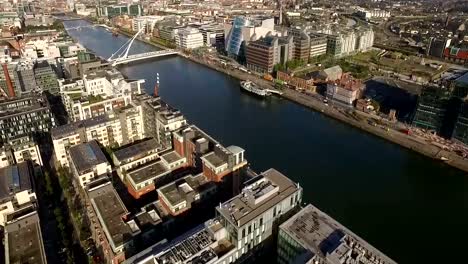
top-left (412, 85), bottom-right (451, 133)
top-left (225, 16), bottom-right (276, 59)
top-left (69, 140), bottom-right (111, 188)
top-left (277, 204), bottom-right (397, 264)
top-left (97, 3), bottom-right (142, 17)
top-left (427, 37), bottom-right (452, 58)
top-left (127, 168), bottom-right (302, 264)
top-left (246, 35), bottom-right (294, 73)
top-left (289, 28), bottom-right (311, 61)
top-left (199, 24), bottom-right (225, 51)
top-left (325, 27), bottom-right (373, 57)
top-left (309, 33), bottom-right (328, 58)
top-left (176, 27), bottom-right (204, 50)
top-left (0, 95), bottom-right (56, 144)
top-left (34, 61), bottom-right (59, 95)
top-left (132, 16), bottom-right (164, 34)
top-left (14, 60), bottom-right (37, 95)
top-left (52, 107), bottom-right (144, 168)
top-left (453, 102), bottom-right (468, 144)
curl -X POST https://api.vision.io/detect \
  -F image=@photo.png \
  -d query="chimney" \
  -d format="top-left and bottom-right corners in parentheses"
top-left (153, 72), bottom-right (160, 97)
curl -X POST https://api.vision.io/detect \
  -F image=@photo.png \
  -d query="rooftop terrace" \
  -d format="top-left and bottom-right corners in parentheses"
top-left (217, 168), bottom-right (299, 227)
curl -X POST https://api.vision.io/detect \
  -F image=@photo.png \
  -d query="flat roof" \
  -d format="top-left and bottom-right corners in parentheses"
top-left (159, 174), bottom-right (212, 206)
top-left (0, 96), bottom-right (50, 120)
top-left (88, 182), bottom-right (133, 249)
top-left (201, 152), bottom-right (226, 168)
top-left (217, 168), bottom-right (299, 227)
top-left (69, 141), bottom-right (108, 174)
top-left (5, 211), bottom-right (47, 264)
top-left (160, 150), bottom-right (184, 164)
top-left (127, 160), bottom-right (169, 185)
top-left (280, 204), bottom-right (398, 264)
top-left (0, 162), bottom-right (32, 202)
top-left (51, 114), bottom-right (111, 139)
top-left (113, 138), bottom-right (160, 163)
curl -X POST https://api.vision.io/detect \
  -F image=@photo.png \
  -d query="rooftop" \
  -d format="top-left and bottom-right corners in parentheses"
top-left (0, 95), bottom-right (50, 120)
top-left (201, 152), bottom-right (226, 168)
top-left (280, 204), bottom-right (397, 264)
top-left (217, 168), bottom-right (299, 227)
top-left (69, 141), bottom-right (109, 174)
top-left (127, 160), bottom-right (170, 185)
top-left (88, 182), bottom-right (135, 249)
top-left (51, 114), bottom-right (112, 139)
top-left (160, 150), bottom-right (184, 165)
top-left (5, 211), bottom-right (47, 264)
top-left (0, 162), bottom-right (33, 202)
top-left (113, 138), bottom-right (160, 163)
top-left (158, 173), bottom-right (213, 206)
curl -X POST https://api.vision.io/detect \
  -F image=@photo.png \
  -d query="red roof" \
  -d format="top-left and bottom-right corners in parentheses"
top-left (444, 47), bottom-right (468, 59)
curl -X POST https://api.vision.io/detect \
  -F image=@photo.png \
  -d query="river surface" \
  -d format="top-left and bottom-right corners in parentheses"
top-left (63, 20), bottom-right (468, 264)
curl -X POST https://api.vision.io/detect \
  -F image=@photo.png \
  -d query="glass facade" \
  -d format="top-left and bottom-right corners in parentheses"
top-left (226, 17), bottom-right (251, 57)
top-left (412, 86), bottom-right (450, 132)
top-left (453, 102), bottom-right (468, 144)
top-left (277, 229), bottom-right (307, 264)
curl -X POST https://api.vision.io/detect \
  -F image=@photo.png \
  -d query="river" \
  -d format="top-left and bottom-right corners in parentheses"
top-left (63, 20), bottom-right (467, 263)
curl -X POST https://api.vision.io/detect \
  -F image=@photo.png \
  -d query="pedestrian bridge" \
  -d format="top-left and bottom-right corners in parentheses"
top-left (107, 27), bottom-right (179, 66)
top-left (110, 50), bottom-right (179, 66)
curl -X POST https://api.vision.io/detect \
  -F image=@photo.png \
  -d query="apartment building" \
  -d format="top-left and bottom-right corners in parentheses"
top-left (69, 140), bottom-right (111, 188)
top-left (59, 69), bottom-right (144, 122)
top-left (127, 168), bottom-right (303, 264)
top-left (52, 107), bottom-right (144, 167)
top-left (157, 173), bottom-right (216, 216)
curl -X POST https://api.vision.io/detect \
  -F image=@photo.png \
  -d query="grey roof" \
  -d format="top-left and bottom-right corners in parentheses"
top-left (280, 204), bottom-right (398, 264)
top-left (113, 138), bottom-right (160, 163)
top-left (5, 211), bottom-right (47, 264)
top-left (51, 114), bottom-right (113, 139)
top-left (127, 160), bottom-right (170, 185)
top-left (202, 152), bottom-right (226, 168)
top-left (217, 168), bottom-right (299, 227)
top-left (160, 150), bottom-right (184, 164)
top-left (0, 162), bottom-right (33, 202)
top-left (226, 145), bottom-right (244, 155)
top-left (69, 141), bottom-right (108, 174)
top-left (88, 182), bottom-right (133, 249)
top-left (158, 173), bottom-right (213, 206)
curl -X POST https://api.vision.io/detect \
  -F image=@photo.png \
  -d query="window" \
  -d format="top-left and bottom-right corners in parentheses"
top-left (248, 225), bottom-right (251, 234)
top-left (260, 217), bottom-right (263, 226)
top-left (242, 228), bottom-right (245, 238)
